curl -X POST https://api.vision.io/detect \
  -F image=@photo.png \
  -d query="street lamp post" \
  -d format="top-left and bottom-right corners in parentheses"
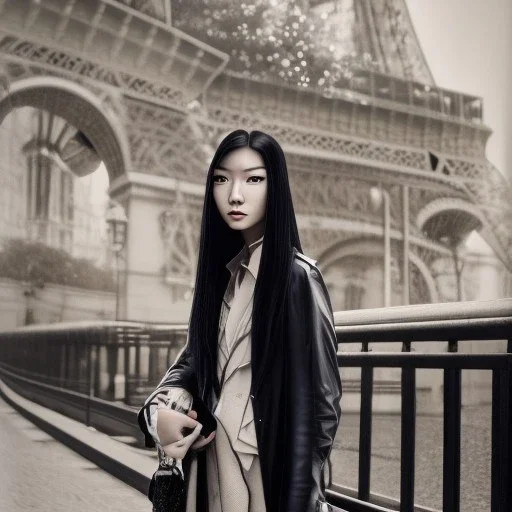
top-left (106, 202), bottom-right (128, 320)
top-left (370, 186), bottom-right (391, 307)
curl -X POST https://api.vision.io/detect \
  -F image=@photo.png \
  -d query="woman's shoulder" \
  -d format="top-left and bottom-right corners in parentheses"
top-left (292, 248), bottom-right (334, 317)
top-left (291, 248), bottom-right (322, 281)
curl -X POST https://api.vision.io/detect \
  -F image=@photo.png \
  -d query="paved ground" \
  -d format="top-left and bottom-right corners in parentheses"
top-left (0, 396), bottom-right (151, 512)
top-left (330, 404), bottom-right (492, 512)
top-left (0, 392), bottom-right (492, 512)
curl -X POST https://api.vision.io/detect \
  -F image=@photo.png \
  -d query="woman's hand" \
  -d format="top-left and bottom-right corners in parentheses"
top-left (157, 408), bottom-right (202, 459)
top-left (157, 408), bottom-right (216, 459)
top-left (157, 408), bottom-right (199, 446)
top-left (160, 421), bottom-right (203, 459)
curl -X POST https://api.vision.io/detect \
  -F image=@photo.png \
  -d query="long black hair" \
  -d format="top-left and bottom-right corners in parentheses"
top-left (188, 129), bottom-right (302, 401)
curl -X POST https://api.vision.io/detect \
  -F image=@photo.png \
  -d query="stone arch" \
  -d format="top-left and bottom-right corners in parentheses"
top-left (0, 76), bottom-right (130, 182)
top-left (316, 237), bottom-right (438, 307)
top-left (416, 197), bottom-right (485, 235)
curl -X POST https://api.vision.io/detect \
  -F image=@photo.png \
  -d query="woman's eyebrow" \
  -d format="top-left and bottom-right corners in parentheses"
top-left (215, 165), bottom-right (266, 172)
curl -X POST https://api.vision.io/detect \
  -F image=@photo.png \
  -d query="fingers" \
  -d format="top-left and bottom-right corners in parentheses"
top-left (187, 410), bottom-right (198, 420)
top-left (183, 413), bottom-right (200, 429)
top-left (157, 408), bottom-right (199, 446)
top-left (191, 430), bottom-right (216, 451)
top-left (162, 422), bottom-right (203, 460)
top-left (182, 421), bottom-right (203, 447)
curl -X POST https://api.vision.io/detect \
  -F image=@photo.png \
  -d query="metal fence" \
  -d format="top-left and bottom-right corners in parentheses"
top-left (0, 320), bottom-right (187, 404)
top-left (328, 299), bottom-right (511, 512)
top-left (0, 299), bottom-right (510, 511)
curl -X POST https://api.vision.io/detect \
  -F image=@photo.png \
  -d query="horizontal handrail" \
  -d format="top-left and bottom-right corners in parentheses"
top-left (334, 299), bottom-right (512, 343)
top-left (338, 353), bottom-right (512, 369)
top-left (0, 320), bottom-right (188, 334)
top-left (3, 298), bottom-right (511, 342)
top-left (334, 298), bottom-right (512, 325)
top-left (336, 317), bottom-right (512, 342)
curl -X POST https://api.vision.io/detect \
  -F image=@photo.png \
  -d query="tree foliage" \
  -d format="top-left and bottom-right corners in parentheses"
top-left (172, 0), bottom-right (377, 89)
top-left (0, 239), bottom-right (116, 292)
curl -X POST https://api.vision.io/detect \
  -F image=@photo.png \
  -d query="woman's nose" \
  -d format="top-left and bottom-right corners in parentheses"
top-left (229, 180), bottom-right (244, 204)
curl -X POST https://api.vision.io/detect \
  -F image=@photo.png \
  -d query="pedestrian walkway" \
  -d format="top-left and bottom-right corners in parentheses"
top-left (0, 378), bottom-right (493, 512)
top-left (0, 394), bottom-right (151, 512)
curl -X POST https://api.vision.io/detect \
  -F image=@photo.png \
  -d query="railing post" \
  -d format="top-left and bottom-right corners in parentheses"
top-left (135, 336), bottom-right (141, 403)
top-left (443, 339), bottom-right (461, 512)
top-left (509, 340), bottom-right (512, 510)
top-left (124, 336), bottom-right (130, 405)
top-left (86, 342), bottom-right (94, 427)
top-left (401, 341), bottom-right (416, 511)
top-left (59, 342), bottom-right (66, 388)
top-left (93, 341), bottom-right (100, 398)
top-left (491, 338), bottom-right (512, 511)
top-left (491, 366), bottom-right (510, 512)
top-left (358, 341), bottom-right (373, 501)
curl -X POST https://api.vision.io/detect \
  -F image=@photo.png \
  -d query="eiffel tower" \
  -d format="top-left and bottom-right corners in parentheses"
top-left (0, 0), bottom-right (510, 322)
top-left (309, 0), bottom-right (435, 85)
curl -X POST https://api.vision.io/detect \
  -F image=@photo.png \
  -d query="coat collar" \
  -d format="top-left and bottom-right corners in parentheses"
top-left (222, 235), bottom-right (264, 309)
top-left (225, 235), bottom-right (264, 281)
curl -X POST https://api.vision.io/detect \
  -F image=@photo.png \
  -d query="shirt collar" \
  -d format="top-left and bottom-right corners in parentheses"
top-left (226, 235), bottom-right (264, 280)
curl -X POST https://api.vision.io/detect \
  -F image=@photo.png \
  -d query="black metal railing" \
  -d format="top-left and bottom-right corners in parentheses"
top-left (0, 321), bottom-right (188, 440)
top-left (0, 320), bottom-right (187, 406)
top-left (328, 299), bottom-right (512, 512)
top-left (0, 299), bottom-right (511, 511)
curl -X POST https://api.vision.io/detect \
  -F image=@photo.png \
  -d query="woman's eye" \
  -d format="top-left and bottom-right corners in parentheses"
top-left (213, 175), bottom-right (226, 183)
top-left (247, 176), bottom-right (265, 183)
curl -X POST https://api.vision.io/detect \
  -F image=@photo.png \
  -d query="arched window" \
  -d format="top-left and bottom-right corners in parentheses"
top-left (26, 149), bottom-right (73, 251)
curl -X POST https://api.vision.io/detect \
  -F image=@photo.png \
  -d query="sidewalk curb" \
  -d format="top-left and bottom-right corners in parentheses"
top-left (0, 378), bottom-right (154, 496)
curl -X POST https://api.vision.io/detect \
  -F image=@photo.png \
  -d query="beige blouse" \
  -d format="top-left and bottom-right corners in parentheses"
top-left (203, 234), bottom-right (266, 512)
top-left (213, 234), bottom-right (263, 471)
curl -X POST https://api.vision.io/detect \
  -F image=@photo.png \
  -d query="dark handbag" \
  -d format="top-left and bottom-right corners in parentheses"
top-left (148, 463), bottom-right (186, 512)
top-left (146, 390), bottom-right (216, 512)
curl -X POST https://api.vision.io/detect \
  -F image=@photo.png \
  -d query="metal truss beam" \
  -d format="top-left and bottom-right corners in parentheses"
top-left (0, 0), bottom-right (228, 106)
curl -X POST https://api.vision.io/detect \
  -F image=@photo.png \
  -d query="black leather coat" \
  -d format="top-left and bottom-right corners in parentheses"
top-left (138, 248), bottom-right (342, 512)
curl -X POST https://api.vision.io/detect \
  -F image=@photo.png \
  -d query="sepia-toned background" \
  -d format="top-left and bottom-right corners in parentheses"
top-left (0, 1), bottom-right (510, 511)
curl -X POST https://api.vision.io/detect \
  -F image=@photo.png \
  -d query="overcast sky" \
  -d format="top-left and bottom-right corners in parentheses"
top-left (407, 0), bottom-right (512, 181)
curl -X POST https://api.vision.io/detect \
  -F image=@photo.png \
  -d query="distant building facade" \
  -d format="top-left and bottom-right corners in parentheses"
top-left (1, 0), bottom-right (511, 408)
top-left (0, 107), bottom-right (108, 265)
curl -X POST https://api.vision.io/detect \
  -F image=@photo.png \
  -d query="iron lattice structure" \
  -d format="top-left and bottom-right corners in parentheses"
top-left (0, 0), bottom-right (511, 308)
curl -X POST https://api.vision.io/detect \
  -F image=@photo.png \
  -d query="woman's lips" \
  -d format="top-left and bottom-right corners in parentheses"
top-left (228, 213), bottom-right (247, 221)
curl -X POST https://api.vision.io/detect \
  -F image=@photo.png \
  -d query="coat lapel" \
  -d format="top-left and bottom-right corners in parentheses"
top-left (218, 236), bottom-right (263, 387)
top-left (218, 302), bottom-right (229, 361)
top-left (224, 269), bottom-right (254, 353)
top-left (222, 314), bottom-right (252, 386)
top-left (219, 278), bottom-right (254, 386)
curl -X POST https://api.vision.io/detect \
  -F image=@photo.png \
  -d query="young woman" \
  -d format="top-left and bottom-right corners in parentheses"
top-left (138, 130), bottom-right (342, 512)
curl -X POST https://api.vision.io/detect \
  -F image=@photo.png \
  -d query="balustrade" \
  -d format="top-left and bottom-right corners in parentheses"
top-left (0, 299), bottom-right (510, 511)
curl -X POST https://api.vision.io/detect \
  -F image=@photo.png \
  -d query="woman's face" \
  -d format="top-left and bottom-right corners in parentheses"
top-left (213, 146), bottom-right (268, 245)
